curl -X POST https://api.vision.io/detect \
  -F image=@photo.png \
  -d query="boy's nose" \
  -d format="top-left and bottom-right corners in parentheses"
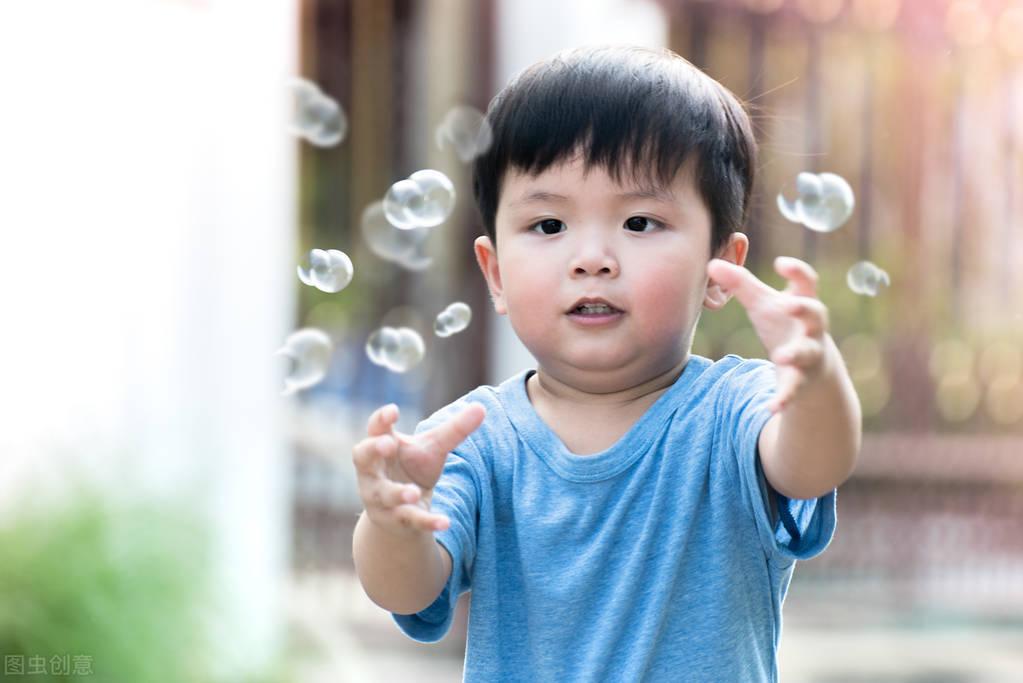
top-left (569, 245), bottom-right (620, 278)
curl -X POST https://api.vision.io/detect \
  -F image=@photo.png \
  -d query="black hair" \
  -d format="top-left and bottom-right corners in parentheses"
top-left (472, 46), bottom-right (757, 256)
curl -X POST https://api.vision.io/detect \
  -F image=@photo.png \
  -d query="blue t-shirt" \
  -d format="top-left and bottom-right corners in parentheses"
top-left (393, 355), bottom-right (837, 682)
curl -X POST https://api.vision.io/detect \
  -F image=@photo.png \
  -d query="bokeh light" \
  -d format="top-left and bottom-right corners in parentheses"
top-left (946, 0), bottom-right (992, 48)
top-left (852, 0), bottom-right (901, 31)
top-left (996, 4), bottom-right (1023, 58)
top-left (935, 373), bottom-right (982, 422)
top-left (929, 338), bottom-right (975, 381)
top-left (985, 375), bottom-right (1023, 424)
top-left (796, 0), bottom-right (845, 24)
top-left (977, 339), bottom-right (1022, 385)
top-left (840, 334), bottom-right (890, 417)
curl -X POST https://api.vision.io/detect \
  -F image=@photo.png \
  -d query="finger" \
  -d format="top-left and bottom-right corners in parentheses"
top-left (367, 403), bottom-right (400, 437)
top-left (771, 338), bottom-right (823, 370)
top-left (351, 434), bottom-right (397, 475)
top-left (418, 403), bottom-right (487, 458)
top-left (707, 259), bottom-right (776, 310)
top-left (775, 256), bottom-right (818, 298)
top-left (361, 479), bottom-right (422, 510)
top-left (782, 296), bottom-right (829, 337)
top-left (393, 505), bottom-right (451, 533)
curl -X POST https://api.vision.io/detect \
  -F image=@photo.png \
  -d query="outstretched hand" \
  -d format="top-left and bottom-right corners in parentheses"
top-left (351, 402), bottom-right (486, 536)
top-left (707, 256), bottom-right (832, 414)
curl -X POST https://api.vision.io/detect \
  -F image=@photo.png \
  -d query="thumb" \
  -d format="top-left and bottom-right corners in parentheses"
top-left (400, 403), bottom-right (486, 489)
top-left (707, 259), bottom-right (771, 309)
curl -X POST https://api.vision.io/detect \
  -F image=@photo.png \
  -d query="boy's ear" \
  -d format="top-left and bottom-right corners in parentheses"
top-left (474, 235), bottom-right (508, 315)
top-left (704, 232), bottom-right (749, 310)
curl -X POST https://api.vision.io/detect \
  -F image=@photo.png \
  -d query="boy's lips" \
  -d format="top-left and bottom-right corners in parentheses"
top-left (565, 296), bottom-right (626, 327)
top-left (565, 296), bottom-right (624, 314)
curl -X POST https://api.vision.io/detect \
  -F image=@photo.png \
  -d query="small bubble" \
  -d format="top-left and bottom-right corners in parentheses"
top-left (360, 200), bottom-right (433, 271)
top-left (288, 77), bottom-right (347, 148)
top-left (777, 172), bottom-right (855, 233)
top-left (434, 302), bottom-right (472, 337)
top-left (297, 248), bottom-right (353, 293)
top-left (383, 169), bottom-right (456, 230)
top-left (435, 106), bottom-right (493, 162)
top-left (366, 326), bottom-right (425, 373)
top-left (846, 260), bottom-right (890, 296)
top-left (276, 328), bottom-right (333, 395)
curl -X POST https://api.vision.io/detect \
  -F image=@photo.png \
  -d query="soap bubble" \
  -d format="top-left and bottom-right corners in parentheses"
top-left (434, 302), bottom-right (472, 337)
top-left (360, 201), bottom-right (433, 271)
top-left (846, 260), bottom-right (890, 296)
top-left (297, 249), bottom-right (354, 293)
top-left (435, 106), bottom-right (493, 162)
top-left (366, 326), bottom-right (425, 373)
top-left (276, 328), bottom-right (333, 395)
top-left (383, 169), bottom-right (456, 230)
top-left (288, 77), bottom-right (347, 148)
top-left (777, 172), bottom-right (855, 233)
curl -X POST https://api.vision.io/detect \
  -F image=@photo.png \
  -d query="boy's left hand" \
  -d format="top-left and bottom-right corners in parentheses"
top-left (707, 256), bottom-right (833, 414)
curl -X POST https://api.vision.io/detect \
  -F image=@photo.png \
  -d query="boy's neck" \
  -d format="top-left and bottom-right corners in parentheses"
top-left (528, 354), bottom-right (690, 410)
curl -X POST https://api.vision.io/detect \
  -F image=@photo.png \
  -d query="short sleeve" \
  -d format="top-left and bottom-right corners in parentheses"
top-left (723, 357), bottom-right (837, 566)
top-left (391, 442), bottom-right (481, 642)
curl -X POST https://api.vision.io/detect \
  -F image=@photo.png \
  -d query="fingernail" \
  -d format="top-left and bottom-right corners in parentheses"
top-left (402, 487), bottom-right (418, 503)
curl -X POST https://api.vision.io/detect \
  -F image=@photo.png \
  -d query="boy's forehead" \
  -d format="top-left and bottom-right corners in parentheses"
top-left (501, 157), bottom-right (699, 207)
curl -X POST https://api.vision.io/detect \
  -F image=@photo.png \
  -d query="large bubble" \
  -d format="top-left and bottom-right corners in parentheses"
top-left (276, 328), bottom-right (333, 395)
top-left (297, 249), bottom-right (353, 293)
top-left (288, 77), bottom-right (347, 148)
top-left (435, 106), bottom-right (493, 162)
top-left (383, 169), bottom-right (456, 230)
top-left (846, 260), bottom-right (890, 296)
top-left (434, 302), bottom-right (472, 337)
top-left (777, 172), bottom-right (855, 233)
top-left (360, 201), bottom-right (432, 271)
top-left (365, 326), bottom-right (425, 373)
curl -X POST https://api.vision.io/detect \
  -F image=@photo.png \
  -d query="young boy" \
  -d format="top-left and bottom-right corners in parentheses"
top-left (351, 46), bottom-right (861, 681)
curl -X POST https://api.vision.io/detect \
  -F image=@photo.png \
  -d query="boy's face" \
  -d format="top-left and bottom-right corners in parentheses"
top-left (475, 155), bottom-right (746, 390)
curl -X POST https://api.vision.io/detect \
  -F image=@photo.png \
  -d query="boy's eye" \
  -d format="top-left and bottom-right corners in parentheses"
top-left (624, 216), bottom-right (662, 233)
top-left (530, 219), bottom-right (566, 235)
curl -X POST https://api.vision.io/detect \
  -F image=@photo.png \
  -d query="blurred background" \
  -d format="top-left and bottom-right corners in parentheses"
top-left (1, 0), bottom-right (1021, 681)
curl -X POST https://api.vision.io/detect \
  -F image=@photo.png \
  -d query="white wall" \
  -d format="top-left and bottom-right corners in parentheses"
top-left (486, 0), bottom-right (668, 384)
top-left (0, 0), bottom-right (296, 677)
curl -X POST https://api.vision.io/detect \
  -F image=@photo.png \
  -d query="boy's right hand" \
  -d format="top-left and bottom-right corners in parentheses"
top-left (352, 402), bottom-right (486, 537)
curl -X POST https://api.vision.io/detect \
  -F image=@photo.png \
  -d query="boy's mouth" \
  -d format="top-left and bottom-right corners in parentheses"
top-left (566, 297), bottom-right (625, 322)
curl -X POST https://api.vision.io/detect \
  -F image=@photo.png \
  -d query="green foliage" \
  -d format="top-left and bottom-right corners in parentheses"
top-left (0, 489), bottom-right (214, 682)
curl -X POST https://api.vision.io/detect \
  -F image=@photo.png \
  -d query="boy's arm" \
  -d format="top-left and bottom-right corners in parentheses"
top-left (352, 514), bottom-right (452, 615)
top-left (708, 256), bottom-right (862, 500)
top-left (757, 333), bottom-right (861, 499)
top-left (349, 402), bottom-right (484, 614)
